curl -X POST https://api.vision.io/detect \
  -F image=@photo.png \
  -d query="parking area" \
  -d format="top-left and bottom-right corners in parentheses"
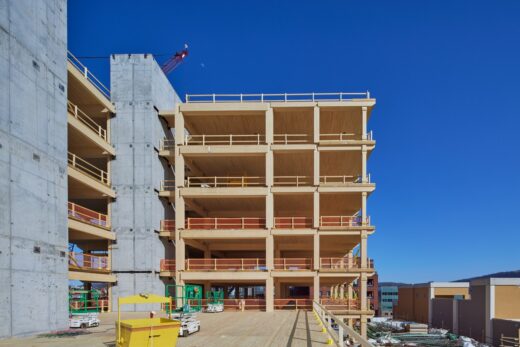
top-left (0, 310), bottom-right (330, 347)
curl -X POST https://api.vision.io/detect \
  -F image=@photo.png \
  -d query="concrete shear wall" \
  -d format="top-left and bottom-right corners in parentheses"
top-left (110, 54), bottom-right (179, 311)
top-left (0, 0), bottom-right (69, 337)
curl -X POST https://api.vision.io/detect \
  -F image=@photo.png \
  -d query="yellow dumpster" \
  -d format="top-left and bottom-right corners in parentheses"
top-left (116, 293), bottom-right (180, 347)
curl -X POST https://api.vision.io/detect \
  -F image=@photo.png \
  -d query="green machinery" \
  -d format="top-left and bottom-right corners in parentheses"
top-left (69, 289), bottom-right (101, 314)
top-left (165, 284), bottom-right (202, 313)
top-left (206, 290), bottom-right (224, 305)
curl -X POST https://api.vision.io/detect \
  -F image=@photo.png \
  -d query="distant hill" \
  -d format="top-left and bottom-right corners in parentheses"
top-left (455, 270), bottom-right (520, 282)
top-left (379, 282), bottom-right (409, 287)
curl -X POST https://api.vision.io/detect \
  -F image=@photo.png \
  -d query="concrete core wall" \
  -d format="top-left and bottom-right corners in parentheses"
top-left (110, 54), bottom-right (179, 311)
top-left (0, 0), bottom-right (69, 338)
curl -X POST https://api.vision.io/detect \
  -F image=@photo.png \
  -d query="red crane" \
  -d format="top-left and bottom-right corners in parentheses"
top-left (161, 44), bottom-right (189, 75)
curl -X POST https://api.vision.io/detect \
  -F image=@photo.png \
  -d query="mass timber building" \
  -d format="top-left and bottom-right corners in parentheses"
top-left (157, 91), bottom-right (377, 335)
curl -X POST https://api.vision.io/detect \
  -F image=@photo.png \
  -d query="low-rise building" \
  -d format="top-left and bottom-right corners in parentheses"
top-left (379, 285), bottom-right (399, 317)
top-left (394, 282), bottom-right (469, 324)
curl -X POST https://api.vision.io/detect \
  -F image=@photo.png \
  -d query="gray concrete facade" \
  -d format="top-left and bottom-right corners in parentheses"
top-left (0, 0), bottom-right (69, 338)
top-left (110, 54), bottom-right (179, 311)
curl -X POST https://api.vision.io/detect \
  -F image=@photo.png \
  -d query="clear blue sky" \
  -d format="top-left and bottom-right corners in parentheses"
top-left (69, 0), bottom-right (520, 283)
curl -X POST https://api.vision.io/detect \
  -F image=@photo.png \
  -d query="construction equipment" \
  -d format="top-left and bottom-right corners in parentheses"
top-left (206, 290), bottom-right (224, 313)
top-left (69, 289), bottom-right (101, 314)
top-left (161, 44), bottom-right (189, 75)
top-left (69, 313), bottom-right (100, 329)
top-left (165, 284), bottom-right (202, 313)
top-left (116, 293), bottom-right (180, 347)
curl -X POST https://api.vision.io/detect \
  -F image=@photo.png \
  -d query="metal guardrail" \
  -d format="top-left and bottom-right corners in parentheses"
top-left (501, 335), bottom-right (520, 347)
top-left (186, 217), bottom-right (266, 229)
top-left (313, 300), bottom-right (374, 347)
top-left (67, 101), bottom-right (108, 141)
top-left (186, 176), bottom-right (265, 188)
top-left (67, 51), bottom-right (111, 99)
top-left (273, 258), bottom-right (313, 270)
top-left (68, 152), bottom-right (110, 185)
top-left (68, 202), bottom-right (110, 229)
top-left (185, 92), bottom-right (371, 103)
top-left (185, 258), bottom-right (267, 271)
top-left (69, 252), bottom-right (110, 271)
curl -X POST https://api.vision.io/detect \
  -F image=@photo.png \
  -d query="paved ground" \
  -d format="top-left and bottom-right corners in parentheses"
top-left (0, 310), bottom-right (330, 347)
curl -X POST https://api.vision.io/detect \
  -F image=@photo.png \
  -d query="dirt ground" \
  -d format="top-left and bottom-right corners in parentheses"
top-left (0, 310), bottom-right (330, 347)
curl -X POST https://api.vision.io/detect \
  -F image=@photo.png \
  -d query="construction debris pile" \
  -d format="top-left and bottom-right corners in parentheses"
top-left (367, 318), bottom-right (490, 347)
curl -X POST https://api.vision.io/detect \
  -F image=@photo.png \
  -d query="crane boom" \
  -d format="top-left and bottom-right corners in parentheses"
top-left (161, 44), bottom-right (189, 75)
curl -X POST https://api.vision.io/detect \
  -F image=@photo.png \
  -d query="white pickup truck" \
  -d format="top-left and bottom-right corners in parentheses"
top-left (69, 313), bottom-right (100, 329)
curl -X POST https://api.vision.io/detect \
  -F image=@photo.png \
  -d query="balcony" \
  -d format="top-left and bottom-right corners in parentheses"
top-left (273, 134), bottom-right (312, 145)
top-left (186, 176), bottom-right (265, 188)
top-left (160, 259), bottom-right (176, 272)
top-left (319, 216), bottom-right (371, 229)
top-left (183, 134), bottom-right (265, 146)
top-left (273, 217), bottom-right (313, 229)
top-left (319, 175), bottom-right (370, 185)
top-left (68, 152), bottom-right (115, 198)
top-left (67, 51), bottom-right (111, 101)
top-left (273, 258), bottom-right (313, 271)
top-left (185, 217), bottom-right (266, 230)
top-left (185, 258), bottom-right (267, 271)
top-left (69, 252), bottom-right (110, 272)
top-left (320, 131), bottom-right (374, 143)
top-left (184, 92), bottom-right (371, 103)
top-left (319, 257), bottom-right (374, 271)
top-left (68, 202), bottom-right (109, 229)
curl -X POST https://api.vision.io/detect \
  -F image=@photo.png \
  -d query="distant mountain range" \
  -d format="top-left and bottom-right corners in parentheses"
top-left (380, 270), bottom-right (520, 287)
top-left (454, 269), bottom-right (520, 282)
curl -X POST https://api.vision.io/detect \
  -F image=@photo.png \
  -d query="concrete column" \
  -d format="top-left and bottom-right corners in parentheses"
top-left (360, 316), bottom-right (368, 338)
top-left (175, 110), bottom-right (185, 144)
top-left (175, 151), bottom-right (185, 187)
top-left (360, 273), bottom-right (368, 311)
top-left (313, 233), bottom-right (320, 270)
top-left (452, 299), bottom-right (459, 334)
top-left (485, 284), bottom-right (495, 344)
top-left (428, 286), bottom-right (435, 326)
top-left (266, 277), bottom-right (274, 312)
top-left (265, 108), bottom-right (274, 144)
top-left (266, 234), bottom-right (274, 269)
top-left (313, 191), bottom-right (320, 228)
top-left (361, 106), bottom-right (367, 140)
top-left (313, 106), bottom-right (320, 143)
top-left (339, 285), bottom-right (345, 299)
top-left (176, 238), bottom-right (185, 271)
top-left (360, 230), bottom-right (368, 268)
top-left (361, 192), bottom-right (367, 220)
top-left (175, 192), bottom-right (185, 230)
top-left (313, 275), bottom-right (320, 301)
top-left (204, 248), bottom-right (211, 258)
top-left (313, 150), bottom-right (320, 185)
top-left (347, 284), bottom-right (353, 300)
top-left (266, 194), bottom-right (274, 229)
top-left (266, 151), bottom-right (273, 186)
top-left (362, 146), bottom-right (368, 183)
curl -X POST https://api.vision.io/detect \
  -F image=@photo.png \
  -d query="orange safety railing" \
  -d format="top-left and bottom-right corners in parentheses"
top-left (68, 152), bottom-right (109, 185)
top-left (184, 134), bottom-right (265, 146)
top-left (273, 176), bottom-right (313, 186)
top-left (320, 298), bottom-right (361, 311)
top-left (274, 299), bottom-right (313, 310)
top-left (160, 259), bottom-right (176, 271)
top-left (67, 101), bottom-right (107, 141)
top-left (186, 176), bottom-right (265, 188)
top-left (320, 215), bottom-right (370, 227)
top-left (273, 134), bottom-right (312, 144)
top-left (160, 220), bottom-right (175, 232)
top-left (185, 258), bottom-right (267, 271)
top-left (69, 252), bottom-right (109, 271)
top-left (319, 257), bottom-right (359, 270)
top-left (185, 217), bottom-right (266, 229)
top-left (160, 139), bottom-right (175, 150)
top-left (274, 217), bottom-right (313, 229)
top-left (273, 258), bottom-right (313, 270)
top-left (160, 180), bottom-right (176, 191)
top-left (68, 202), bottom-right (110, 229)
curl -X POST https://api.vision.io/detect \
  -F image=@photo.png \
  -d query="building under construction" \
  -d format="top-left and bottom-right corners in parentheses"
top-left (0, 0), bottom-right (377, 339)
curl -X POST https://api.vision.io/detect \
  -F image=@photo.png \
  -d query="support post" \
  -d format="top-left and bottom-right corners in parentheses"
top-left (266, 276), bottom-right (274, 312)
top-left (313, 191), bottom-right (320, 228)
top-left (313, 106), bottom-right (320, 143)
top-left (313, 233), bottom-right (320, 270)
top-left (314, 275), bottom-right (320, 302)
top-left (361, 106), bottom-right (367, 140)
top-left (266, 194), bottom-right (274, 229)
top-left (266, 107), bottom-right (273, 144)
top-left (266, 234), bottom-right (274, 270)
top-left (314, 150), bottom-right (320, 186)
